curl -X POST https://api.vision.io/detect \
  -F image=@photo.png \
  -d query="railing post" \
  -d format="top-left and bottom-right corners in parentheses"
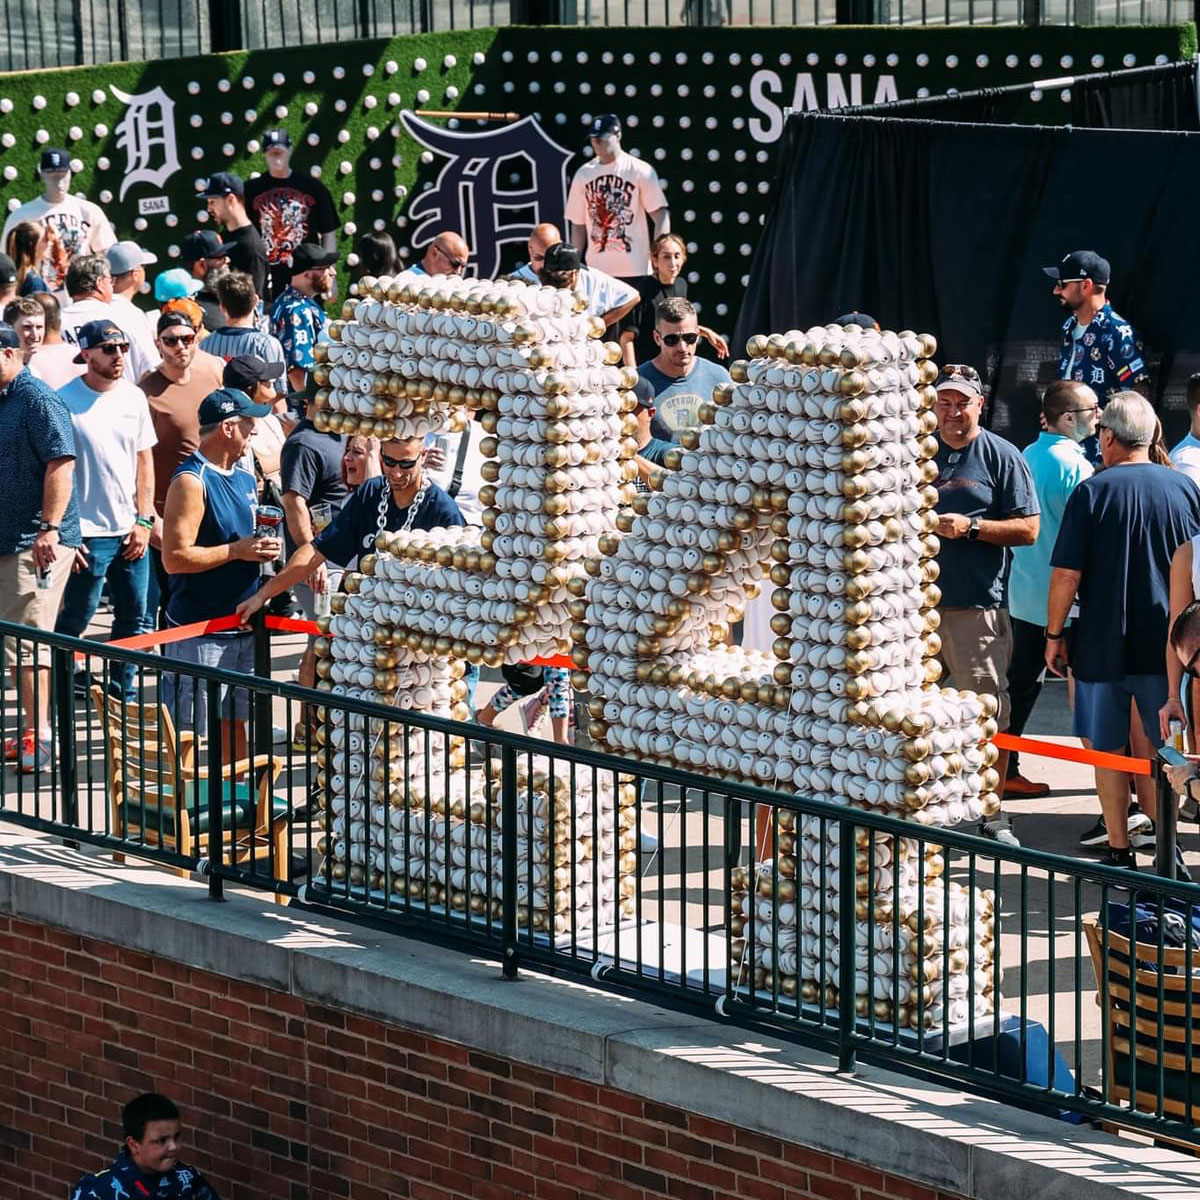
top-left (52, 644), bottom-right (78, 834)
top-left (1155, 757), bottom-right (1178, 881)
top-left (206, 677), bottom-right (225, 901)
top-left (509, 0), bottom-right (579, 22)
top-left (501, 743), bottom-right (519, 980)
top-left (835, 0), bottom-right (887, 22)
top-left (252, 611), bottom-right (272, 760)
top-left (837, 814), bottom-right (857, 1073)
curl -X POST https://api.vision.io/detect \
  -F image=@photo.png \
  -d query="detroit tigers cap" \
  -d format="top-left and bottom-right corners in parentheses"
top-left (197, 386), bottom-right (273, 425)
top-left (263, 129), bottom-right (292, 149)
top-left (589, 113), bottom-right (621, 138)
top-left (1042, 250), bottom-right (1111, 287)
top-left (72, 319), bottom-right (129, 363)
top-left (223, 354), bottom-right (285, 394)
top-left (179, 230), bottom-right (236, 264)
top-left (542, 242), bottom-right (582, 272)
top-left (39, 148), bottom-right (71, 172)
top-left (200, 171), bottom-right (244, 198)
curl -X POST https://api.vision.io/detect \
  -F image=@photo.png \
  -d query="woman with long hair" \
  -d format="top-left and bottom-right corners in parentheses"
top-left (6, 221), bottom-right (48, 295)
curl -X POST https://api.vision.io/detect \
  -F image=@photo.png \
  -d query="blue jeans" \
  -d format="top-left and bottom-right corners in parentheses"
top-left (55, 535), bottom-right (149, 697)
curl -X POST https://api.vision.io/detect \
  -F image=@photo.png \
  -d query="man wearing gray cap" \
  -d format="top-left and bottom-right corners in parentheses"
top-left (1046, 391), bottom-right (1200, 869)
top-left (1, 148), bottom-right (115, 292)
top-left (565, 114), bottom-right (669, 281)
top-left (107, 240), bottom-right (158, 350)
top-left (243, 130), bottom-right (338, 303)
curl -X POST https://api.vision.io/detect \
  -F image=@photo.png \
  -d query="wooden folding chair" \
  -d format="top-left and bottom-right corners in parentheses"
top-left (90, 685), bottom-right (290, 896)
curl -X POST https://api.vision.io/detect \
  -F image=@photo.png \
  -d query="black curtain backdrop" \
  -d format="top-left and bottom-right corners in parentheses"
top-left (736, 108), bottom-right (1200, 444)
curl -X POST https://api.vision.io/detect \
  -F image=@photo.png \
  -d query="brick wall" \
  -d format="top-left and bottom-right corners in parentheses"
top-left (0, 914), bottom-right (963, 1200)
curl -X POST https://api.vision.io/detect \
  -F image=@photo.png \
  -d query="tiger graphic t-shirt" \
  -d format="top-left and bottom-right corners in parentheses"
top-left (243, 170), bottom-right (337, 301)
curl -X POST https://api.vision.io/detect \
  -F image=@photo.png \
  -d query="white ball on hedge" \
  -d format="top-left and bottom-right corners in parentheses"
top-left (70, 158), bottom-right (83, 172)
top-left (371, 188), bottom-right (383, 201)
top-left (444, 54), bottom-right (457, 68)
top-left (311, 165), bottom-right (322, 177)
top-left (244, 109), bottom-right (256, 122)
top-left (6, 198), bottom-right (17, 211)
top-left (191, 147), bottom-right (204, 159)
top-left (220, 111), bottom-right (233, 124)
top-left (34, 129), bottom-right (48, 144)
top-left (385, 60), bottom-right (398, 74)
top-left (472, 52), bottom-right (485, 65)
top-left (222, 143), bottom-right (235, 156)
top-left (242, 76), bottom-right (255, 89)
top-left (364, 95), bottom-right (377, 109)
top-left (342, 191), bottom-right (355, 205)
top-left (273, 72), bottom-right (285, 86)
top-left (420, 150), bottom-right (433, 164)
top-left (275, 105), bottom-right (288, 119)
top-left (2, 165), bottom-right (15, 180)
top-left (337, 130), bottom-right (350, 144)
top-left (339, 161), bottom-right (352, 175)
top-left (394, 184), bottom-right (407, 198)
top-left (68, 126), bottom-right (82, 141)
top-left (303, 70), bottom-right (315, 84)
top-left (365, 125), bottom-right (380, 140)
top-left (65, 91), bottom-right (80, 107)
top-left (307, 132), bottom-right (320, 146)
top-left (333, 66), bottom-right (345, 79)
top-left (167, 244), bottom-right (179, 258)
top-left (32, 95), bottom-right (46, 110)
top-left (0, 133), bottom-right (12, 148)
top-left (134, 217), bottom-right (147, 231)
top-left (347, 252), bottom-right (360, 267)
top-left (446, 86), bottom-right (459, 99)
top-left (416, 89), bottom-right (430, 103)
top-left (187, 82), bottom-right (200, 95)
top-left (362, 63), bottom-right (374, 76)
top-left (301, 102), bottom-right (316, 118)
top-left (218, 79), bottom-right (230, 92)
top-left (334, 99), bottom-right (347, 112)
top-left (165, 213), bottom-right (178, 227)
top-left (387, 92), bottom-right (401, 107)
top-left (92, 89), bottom-right (106, 104)
top-left (413, 57), bottom-right (427, 72)
top-left (343, 221), bottom-right (356, 235)
top-left (0, 99), bottom-right (11, 113)
top-left (246, 139), bottom-right (260, 154)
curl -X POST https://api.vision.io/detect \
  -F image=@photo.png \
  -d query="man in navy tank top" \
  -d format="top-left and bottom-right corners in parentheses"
top-left (161, 386), bottom-right (280, 763)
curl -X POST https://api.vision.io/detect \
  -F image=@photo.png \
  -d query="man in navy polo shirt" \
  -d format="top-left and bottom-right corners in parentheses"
top-left (0, 320), bottom-right (80, 773)
top-left (161, 385), bottom-right (279, 761)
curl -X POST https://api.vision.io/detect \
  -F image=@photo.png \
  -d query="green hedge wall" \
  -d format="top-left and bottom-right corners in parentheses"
top-left (0, 22), bottom-right (1190, 335)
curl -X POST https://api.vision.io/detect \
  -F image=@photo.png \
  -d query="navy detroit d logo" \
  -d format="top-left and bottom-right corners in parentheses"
top-left (399, 112), bottom-right (573, 279)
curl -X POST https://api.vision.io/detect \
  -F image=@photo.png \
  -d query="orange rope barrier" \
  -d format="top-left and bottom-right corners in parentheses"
top-left (105, 614), bottom-right (243, 651)
top-left (994, 732), bottom-right (1151, 776)
top-left (264, 615), bottom-right (320, 635)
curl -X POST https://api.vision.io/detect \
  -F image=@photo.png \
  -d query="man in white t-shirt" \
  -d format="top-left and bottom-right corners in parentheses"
top-left (565, 114), bottom-right (669, 281)
top-left (54, 319), bottom-right (157, 698)
top-left (1170, 373), bottom-right (1200, 488)
top-left (60, 254), bottom-right (160, 384)
top-left (1, 148), bottom-right (116, 293)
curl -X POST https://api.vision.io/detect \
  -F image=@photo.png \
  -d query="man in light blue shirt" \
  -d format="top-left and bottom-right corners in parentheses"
top-left (1005, 380), bottom-right (1097, 797)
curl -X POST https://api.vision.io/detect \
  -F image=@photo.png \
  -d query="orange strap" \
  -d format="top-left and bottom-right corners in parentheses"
top-left (106, 614), bottom-right (244, 651)
top-left (994, 731), bottom-right (1151, 776)
top-left (265, 615), bottom-right (321, 635)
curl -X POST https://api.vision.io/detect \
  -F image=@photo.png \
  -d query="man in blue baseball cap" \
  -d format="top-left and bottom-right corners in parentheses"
top-left (1044, 250), bottom-right (1148, 460)
top-left (160, 384), bottom-right (277, 759)
top-left (565, 112), bottom-right (670, 283)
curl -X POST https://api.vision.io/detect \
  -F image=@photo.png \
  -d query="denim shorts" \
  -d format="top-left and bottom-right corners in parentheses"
top-left (162, 630), bottom-right (254, 735)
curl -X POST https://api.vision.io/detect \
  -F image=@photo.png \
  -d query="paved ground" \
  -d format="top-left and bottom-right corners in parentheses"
top-left (2, 608), bottom-right (1194, 1110)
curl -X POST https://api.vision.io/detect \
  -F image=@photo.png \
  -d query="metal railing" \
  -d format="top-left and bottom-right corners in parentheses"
top-left (0, 0), bottom-right (1192, 70)
top-left (3, 615), bottom-right (1200, 1144)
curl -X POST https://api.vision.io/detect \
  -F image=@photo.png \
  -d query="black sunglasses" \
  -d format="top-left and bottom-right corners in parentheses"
top-left (161, 334), bottom-right (196, 347)
top-left (381, 453), bottom-right (420, 470)
top-left (660, 332), bottom-right (699, 347)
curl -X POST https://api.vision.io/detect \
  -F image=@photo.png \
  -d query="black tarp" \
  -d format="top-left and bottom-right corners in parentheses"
top-left (736, 65), bottom-right (1200, 442)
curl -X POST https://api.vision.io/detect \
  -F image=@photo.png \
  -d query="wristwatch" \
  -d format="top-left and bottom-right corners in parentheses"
top-left (967, 516), bottom-right (981, 540)
top-left (37, 521), bottom-right (59, 532)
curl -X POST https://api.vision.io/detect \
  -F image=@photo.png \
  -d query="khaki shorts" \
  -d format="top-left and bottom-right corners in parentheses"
top-left (0, 546), bottom-right (74, 670)
top-left (935, 607), bottom-right (1013, 730)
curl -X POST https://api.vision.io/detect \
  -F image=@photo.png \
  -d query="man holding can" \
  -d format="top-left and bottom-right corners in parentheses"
top-left (161, 385), bottom-right (279, 764)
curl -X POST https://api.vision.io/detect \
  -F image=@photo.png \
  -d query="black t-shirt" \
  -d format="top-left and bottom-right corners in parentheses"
top-left (243, 170), bottom-right (338, 302)
top-left (279, 419), bottom-right (350, 556)
top-left (224, 223), bottom-right (268, 299)
top-left (1051, 462), bottom-right (1200, 681)
top-left (621, 275), bottom-right (687, 367)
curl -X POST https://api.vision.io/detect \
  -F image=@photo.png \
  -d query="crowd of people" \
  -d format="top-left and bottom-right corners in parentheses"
top-left (0, 112), bottom-right (1196, 874)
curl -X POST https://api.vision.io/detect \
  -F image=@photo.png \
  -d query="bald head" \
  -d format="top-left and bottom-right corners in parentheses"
top-left (528, 223), bottom-right (562, 273)
top-left (421, 231), bottom-right (469, 276)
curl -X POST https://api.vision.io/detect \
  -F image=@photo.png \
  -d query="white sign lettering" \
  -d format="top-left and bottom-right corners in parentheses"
top-left (748, 68), bottom-right (898, 143)
top-left (110, 84), bottom-right (181, 200)
top-left (136, 195), bottom-right (170, 215)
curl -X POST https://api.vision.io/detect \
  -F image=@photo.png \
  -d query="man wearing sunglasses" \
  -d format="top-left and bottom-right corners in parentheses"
top-left (139, 312), bottom-right (226, 629)
top-left (1046, 392), bottom-right (1200, 869)
top-left (397, 230), bottom-right (471, 282)
top-left (636, 295), bottom-right (730, 439)
top-left (54, 320), bottom-right (156, 700)
top-left (932, 364), bottom-right (1039, 848)
top-left (235, 435), bottom-right (464, 629)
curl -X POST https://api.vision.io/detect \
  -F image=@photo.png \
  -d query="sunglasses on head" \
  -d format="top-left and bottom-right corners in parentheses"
top-left (161, 333), bottom-right (195, 347)
top-left (660, 331), bottom-right (699, 347)
top-left (381, 453), bottom-right (420, 470)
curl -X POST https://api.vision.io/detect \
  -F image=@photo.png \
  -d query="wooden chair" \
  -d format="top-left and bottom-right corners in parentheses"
top-left (89, 685), bottom-right (291, 894)
top-left (1084, 916), bottom-right (1200, 1133)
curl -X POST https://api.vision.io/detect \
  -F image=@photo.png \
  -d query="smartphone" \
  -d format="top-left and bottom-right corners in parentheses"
top-left (1159, 745), bottom-right (1191, 768)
